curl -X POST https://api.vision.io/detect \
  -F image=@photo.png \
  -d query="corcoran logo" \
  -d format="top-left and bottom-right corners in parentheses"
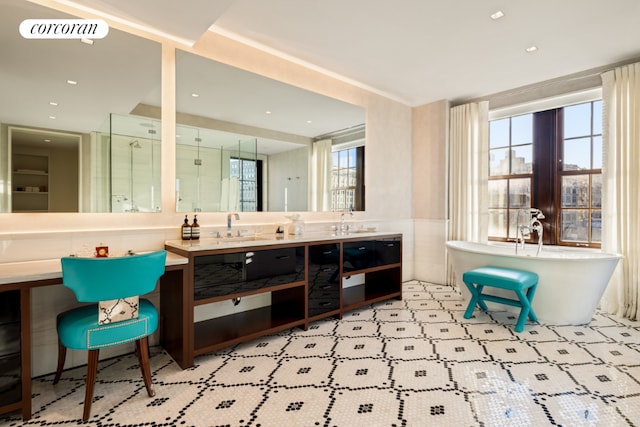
top-left (19, 19), bottom-right (109, 39)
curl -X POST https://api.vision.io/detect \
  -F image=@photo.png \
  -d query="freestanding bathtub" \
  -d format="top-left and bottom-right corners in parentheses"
top-left (445, 240), bottom-right (622, 325)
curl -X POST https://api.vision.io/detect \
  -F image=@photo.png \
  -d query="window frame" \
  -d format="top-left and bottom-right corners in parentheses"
top-left (330, 145), bottom-right (365, 212)
top-left (488, 100), bottom-right (602, 248)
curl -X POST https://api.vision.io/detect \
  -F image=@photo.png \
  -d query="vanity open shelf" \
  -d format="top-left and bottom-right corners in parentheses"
top-left (164, 232), bottom-right (402, 369)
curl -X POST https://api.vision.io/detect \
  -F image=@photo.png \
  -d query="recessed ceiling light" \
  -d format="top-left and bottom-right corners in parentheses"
top-left (67, 79), bottom-right (77, 85)
top-left (80, 38), bottom-right (94, 45)
top-left (44, 139), bottom-right (51, 143)
top-left (490, 10), bottom-right (505, 20)
top-left (191, 93), bottom-right (199, 97)
top-left (265, 111), bottom-right (272, 115)
top-left (306, 120), bottom-right (312, 124)
top-left (49, 101), bottom-right (58, 106)
top-left (49, 116), bottom-right (56, 119)
top-left (525, 45), bottom-right (538, 53)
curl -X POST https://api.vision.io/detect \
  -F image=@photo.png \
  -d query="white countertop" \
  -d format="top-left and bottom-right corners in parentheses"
top-left (0, 251), bottom-right (188, 285)
top-left (165, 230), bottom-right (399, 252)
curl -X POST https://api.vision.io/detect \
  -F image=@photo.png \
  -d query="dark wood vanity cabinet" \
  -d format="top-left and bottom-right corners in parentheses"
top-left (308, 243), bottom-right (341, 320)
top-left (0, 291), bottom-right (21, 409)
top-left (163, 233), bottom-right (402, 369)
top-left (191, 246), bottom-right (306, 357)
top-left (341, 236), bottom-right (402, 311)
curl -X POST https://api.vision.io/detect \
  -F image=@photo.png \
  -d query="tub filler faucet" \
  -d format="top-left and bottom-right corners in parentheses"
top-left (516, 208), bottom-right (545, 256)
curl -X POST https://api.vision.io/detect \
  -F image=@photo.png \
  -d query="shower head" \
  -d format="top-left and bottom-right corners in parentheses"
top-left (129, 140), bottom-right (141, 148)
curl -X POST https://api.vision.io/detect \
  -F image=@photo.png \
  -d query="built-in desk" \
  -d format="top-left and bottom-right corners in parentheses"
top-left (0, 252), bottom-right (188, 421)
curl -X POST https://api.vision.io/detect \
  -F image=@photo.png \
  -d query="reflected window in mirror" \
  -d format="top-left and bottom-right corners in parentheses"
top-left (231, 157), bottom-right (263, 211)
top-left (175, 49), bottom-right (365, 213)
top-left (331, 146), bottom-right (365, 212)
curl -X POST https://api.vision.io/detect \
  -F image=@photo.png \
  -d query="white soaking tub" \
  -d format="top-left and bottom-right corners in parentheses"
top-left (446, 240), bottom-right (622, 325)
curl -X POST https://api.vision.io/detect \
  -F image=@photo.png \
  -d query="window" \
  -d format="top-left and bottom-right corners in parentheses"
top-left (559, 102), bottom-right (602, 243)
top-left (330, 146), bottom-right (364, 212)
top-left (488, 100), bottom-right (602, 247)
top-left (488, 114), bottom-right (533, 240)
top-left (230, 157), bottom-right (263, 212)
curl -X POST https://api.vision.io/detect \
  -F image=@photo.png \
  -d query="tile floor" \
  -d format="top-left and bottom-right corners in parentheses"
top-left (2, 280), bottom-right (640, 426)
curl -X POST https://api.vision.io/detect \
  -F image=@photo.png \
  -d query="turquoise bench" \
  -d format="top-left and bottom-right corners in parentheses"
top-left (462, 266), bottom-right (539, 332)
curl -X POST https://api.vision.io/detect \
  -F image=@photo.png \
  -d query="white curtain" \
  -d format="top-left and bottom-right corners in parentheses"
top-left (447, 101), bottom-right (489, 285)
top-left (311, 139), bottom-right (332, 211)
top-left (600, 62), bottom-right (640, 320)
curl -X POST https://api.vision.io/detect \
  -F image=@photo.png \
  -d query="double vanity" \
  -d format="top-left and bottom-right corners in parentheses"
top-left (0, 231), bottom-right (402, 420)
top-left (161, 231), bottom-right (402, 369)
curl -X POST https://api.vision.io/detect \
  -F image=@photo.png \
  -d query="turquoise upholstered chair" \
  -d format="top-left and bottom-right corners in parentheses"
top-left (54, 250), bottom-right (166, 421)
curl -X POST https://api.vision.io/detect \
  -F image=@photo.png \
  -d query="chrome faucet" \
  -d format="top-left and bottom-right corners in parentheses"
top-left (340, 210), bottom-right (354, 234)
top-left (530, 212), bottom-right (544, 256)
top-left (516, 208), bottom-right (545, 255)
top-left (227, 212), bottom-right (240, 237)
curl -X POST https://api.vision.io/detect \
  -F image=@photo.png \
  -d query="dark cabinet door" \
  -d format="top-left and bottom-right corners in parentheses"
top-left (308, 244), bottom-right (340, 317)
top-left (193, 247), bottom-right (305, 300)
top-left (343, 241), bottom-right (375, 272)
top-left (0, 291), bottom-right (20, 408)
top-left (245, 247), bottom-right (298, 281)
top-left (374, 237), bottom-right (401, 267)
top-left (193, 253), bottom-right (247, 300)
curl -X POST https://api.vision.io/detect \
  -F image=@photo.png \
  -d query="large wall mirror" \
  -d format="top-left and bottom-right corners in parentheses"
top-left (174, 50), bottom-right (365, 213)
top-left (0, 0), bottom-right (161, 213)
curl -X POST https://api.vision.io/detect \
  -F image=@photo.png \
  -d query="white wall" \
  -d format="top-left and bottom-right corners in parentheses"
top-left (412, 100), bottom-right (450, 285)
top-left (267, 146), bottom-right (309, 212)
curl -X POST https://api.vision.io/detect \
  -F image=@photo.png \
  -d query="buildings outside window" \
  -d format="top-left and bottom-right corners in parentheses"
top-left (330, 146), bottom-right (364, 212)
top-left (488, 100), bottom-right (602, 247)
top-left (230, 157), bottom-right (262, 212)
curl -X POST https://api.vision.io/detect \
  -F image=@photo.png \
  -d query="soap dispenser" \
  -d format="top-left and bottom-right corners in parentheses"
top-left (181, 215), bottom-right (191, 241)
top-left (191, 215), bottom-right (201, 240)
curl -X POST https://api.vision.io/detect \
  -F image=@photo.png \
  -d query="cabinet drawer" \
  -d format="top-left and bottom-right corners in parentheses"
top-left (375, 238), bottom-right (401, 266)
top-left (308, 297), bottom-right (340, 317)
top-left (343, 241), bottom-right (375, 272)
top-left (193, 247), bottom-right (305, 300)
top-left (309, 282), bottom-right (339, 298)
top-left (0, 291), bottom-right (20, 325)
top-left (245, 247), bottom-right (298, 281)
top-left (0, 353), bottom-right (21, 407)
top-left (309, 243), bottom-right (340, 287)
top-left (194, 253), bottom-right (246, 300)
top-left (0, 323), bottom-right (20, 356)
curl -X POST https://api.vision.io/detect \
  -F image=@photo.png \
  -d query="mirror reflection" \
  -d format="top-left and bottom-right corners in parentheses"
top-left (0, 0), bottom-right (161, 213)
top-left (175, 50), bottom-right (365, 212)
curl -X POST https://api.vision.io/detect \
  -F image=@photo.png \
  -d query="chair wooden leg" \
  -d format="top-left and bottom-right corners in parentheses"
top-left (52, 340), bottom-right (67, 385)
top-left (136, 337), bottom-right (155, 397)
top-left (83, 349), bottom-right (100, 422)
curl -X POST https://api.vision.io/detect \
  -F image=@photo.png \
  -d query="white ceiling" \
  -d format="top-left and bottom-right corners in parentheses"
top-left (5, 0), bottom-right (640, 152)
top-left (64, 0), bottom-right (640, 106)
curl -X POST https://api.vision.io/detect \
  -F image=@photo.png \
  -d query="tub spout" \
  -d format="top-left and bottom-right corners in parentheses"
top-left (532, 219), bottom-right (543, 255)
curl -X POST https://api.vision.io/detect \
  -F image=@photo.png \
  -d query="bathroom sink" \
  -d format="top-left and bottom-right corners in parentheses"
top-left (217, 235), bottom-right (273, 243)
